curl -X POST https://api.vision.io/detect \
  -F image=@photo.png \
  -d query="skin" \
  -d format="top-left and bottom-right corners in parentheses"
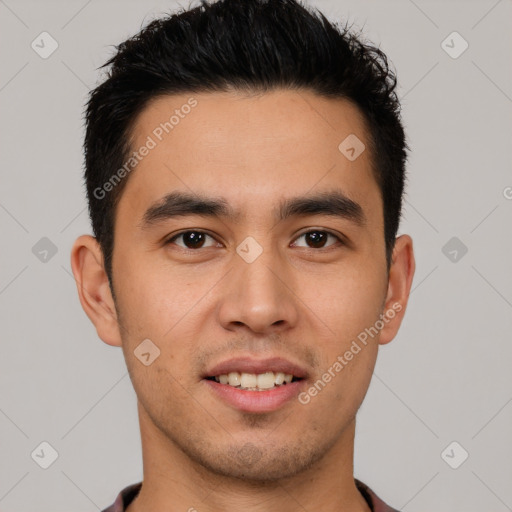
top-left (71, 89), bottom-right (415, 512)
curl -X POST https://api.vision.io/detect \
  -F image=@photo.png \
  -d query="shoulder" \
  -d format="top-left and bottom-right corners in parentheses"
top-left (100, 482), bottom-right (143, 512)
top-left (355, 478), bottom-right (402, 512)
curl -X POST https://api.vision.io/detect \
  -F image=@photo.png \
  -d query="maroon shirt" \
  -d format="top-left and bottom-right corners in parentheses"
top-left (101, 478), bottom-right (400, 511)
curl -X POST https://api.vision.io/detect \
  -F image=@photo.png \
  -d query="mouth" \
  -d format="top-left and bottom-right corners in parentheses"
top-left (202, 357), bottom-right (309, 413)
top-left (204, 371), bottom-right (304, 391)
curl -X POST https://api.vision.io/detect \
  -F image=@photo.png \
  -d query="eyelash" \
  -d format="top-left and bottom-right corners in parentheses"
top-left (164, 229), bottom-right (344, 251)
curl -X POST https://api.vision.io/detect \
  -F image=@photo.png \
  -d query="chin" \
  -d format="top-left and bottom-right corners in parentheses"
top-left (185, 439), bottom-right (328, 483)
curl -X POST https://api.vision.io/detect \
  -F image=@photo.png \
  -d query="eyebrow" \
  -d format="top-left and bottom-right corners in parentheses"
top-left (139, 189), bottom-right (366, 229)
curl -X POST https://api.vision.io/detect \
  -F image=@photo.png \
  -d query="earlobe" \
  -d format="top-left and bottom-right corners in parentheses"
top-left (70, 235), bottom-right (123, 347)
top-left (379, 234), bottom-right (416, 345)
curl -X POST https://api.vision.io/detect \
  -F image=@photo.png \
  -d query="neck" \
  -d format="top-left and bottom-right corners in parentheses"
top-left (127, 402), bottom-right (371, 512)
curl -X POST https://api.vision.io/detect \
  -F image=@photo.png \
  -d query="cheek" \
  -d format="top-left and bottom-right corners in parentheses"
top-left (114, 256), bottom-right (222, 391)
top-left (293, 264), bottom-right (383, 397)
top-left (298, 340), bottom-right (377, 431)
top-left (297, 262), bottom-right (386, 343)
top-left (115, 265), bottom-right (202, 405)
top-left (114, 252), bottom-right (212, 336)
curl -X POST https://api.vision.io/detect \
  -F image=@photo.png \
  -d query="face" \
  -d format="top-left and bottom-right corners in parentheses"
top-left (77, 89), bottom-right (413, 482)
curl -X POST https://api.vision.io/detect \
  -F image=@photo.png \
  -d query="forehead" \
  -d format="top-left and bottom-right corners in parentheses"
top-left (119, 89), bottom-right (381, 227)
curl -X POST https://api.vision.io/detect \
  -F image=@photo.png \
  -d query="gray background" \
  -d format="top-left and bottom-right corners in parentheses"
top-left (1, 0), bottom-right (511, 510)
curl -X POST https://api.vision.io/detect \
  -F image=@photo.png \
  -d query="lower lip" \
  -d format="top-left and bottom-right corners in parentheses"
top-left (203, 379), bottom-right (306, 413)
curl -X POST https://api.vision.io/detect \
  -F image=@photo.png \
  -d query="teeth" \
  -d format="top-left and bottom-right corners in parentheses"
top-left (212, 371), bottom-right (295, 390)
top-left (256, 372), bottom-right (275, 389)
top-left (275, 372), bottom-right (285, 385)
top-left (240, 372), bottom-right (257, 388)
top-left (228, 372), bottom-right (241, 386)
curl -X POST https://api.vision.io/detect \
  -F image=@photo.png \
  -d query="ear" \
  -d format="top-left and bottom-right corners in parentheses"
top-left (70, 235), bottom-right (122, 347)
top-left (378, 234), bottom-right (415, 345)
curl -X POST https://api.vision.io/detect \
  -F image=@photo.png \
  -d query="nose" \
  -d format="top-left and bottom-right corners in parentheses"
top-left (217, 248), bottom-right (299, 335)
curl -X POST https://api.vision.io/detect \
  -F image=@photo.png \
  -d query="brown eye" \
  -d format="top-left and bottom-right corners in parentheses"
top-left (167, 231), bottom-right (217, 249)
top-left (292, 230), bottom-right (341, 249)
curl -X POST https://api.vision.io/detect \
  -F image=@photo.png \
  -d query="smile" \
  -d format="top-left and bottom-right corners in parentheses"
top-left (206, 371), bottom-right (301, 391)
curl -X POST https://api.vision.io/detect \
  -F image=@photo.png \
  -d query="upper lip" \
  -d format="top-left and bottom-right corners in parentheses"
top-left (204, 356), bottom-right (309, 379)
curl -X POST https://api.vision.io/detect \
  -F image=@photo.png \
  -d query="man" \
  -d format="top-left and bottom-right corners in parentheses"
top-left (70, 0), bottom-right (415, 510)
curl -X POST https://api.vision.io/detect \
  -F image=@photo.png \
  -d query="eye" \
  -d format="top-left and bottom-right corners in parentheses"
top-left (291, 230), bottom-right (343, 249)
top-left (165, 229), bottom-right (343, 251)
top-left (166, 230), bottom-right (220, 250)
